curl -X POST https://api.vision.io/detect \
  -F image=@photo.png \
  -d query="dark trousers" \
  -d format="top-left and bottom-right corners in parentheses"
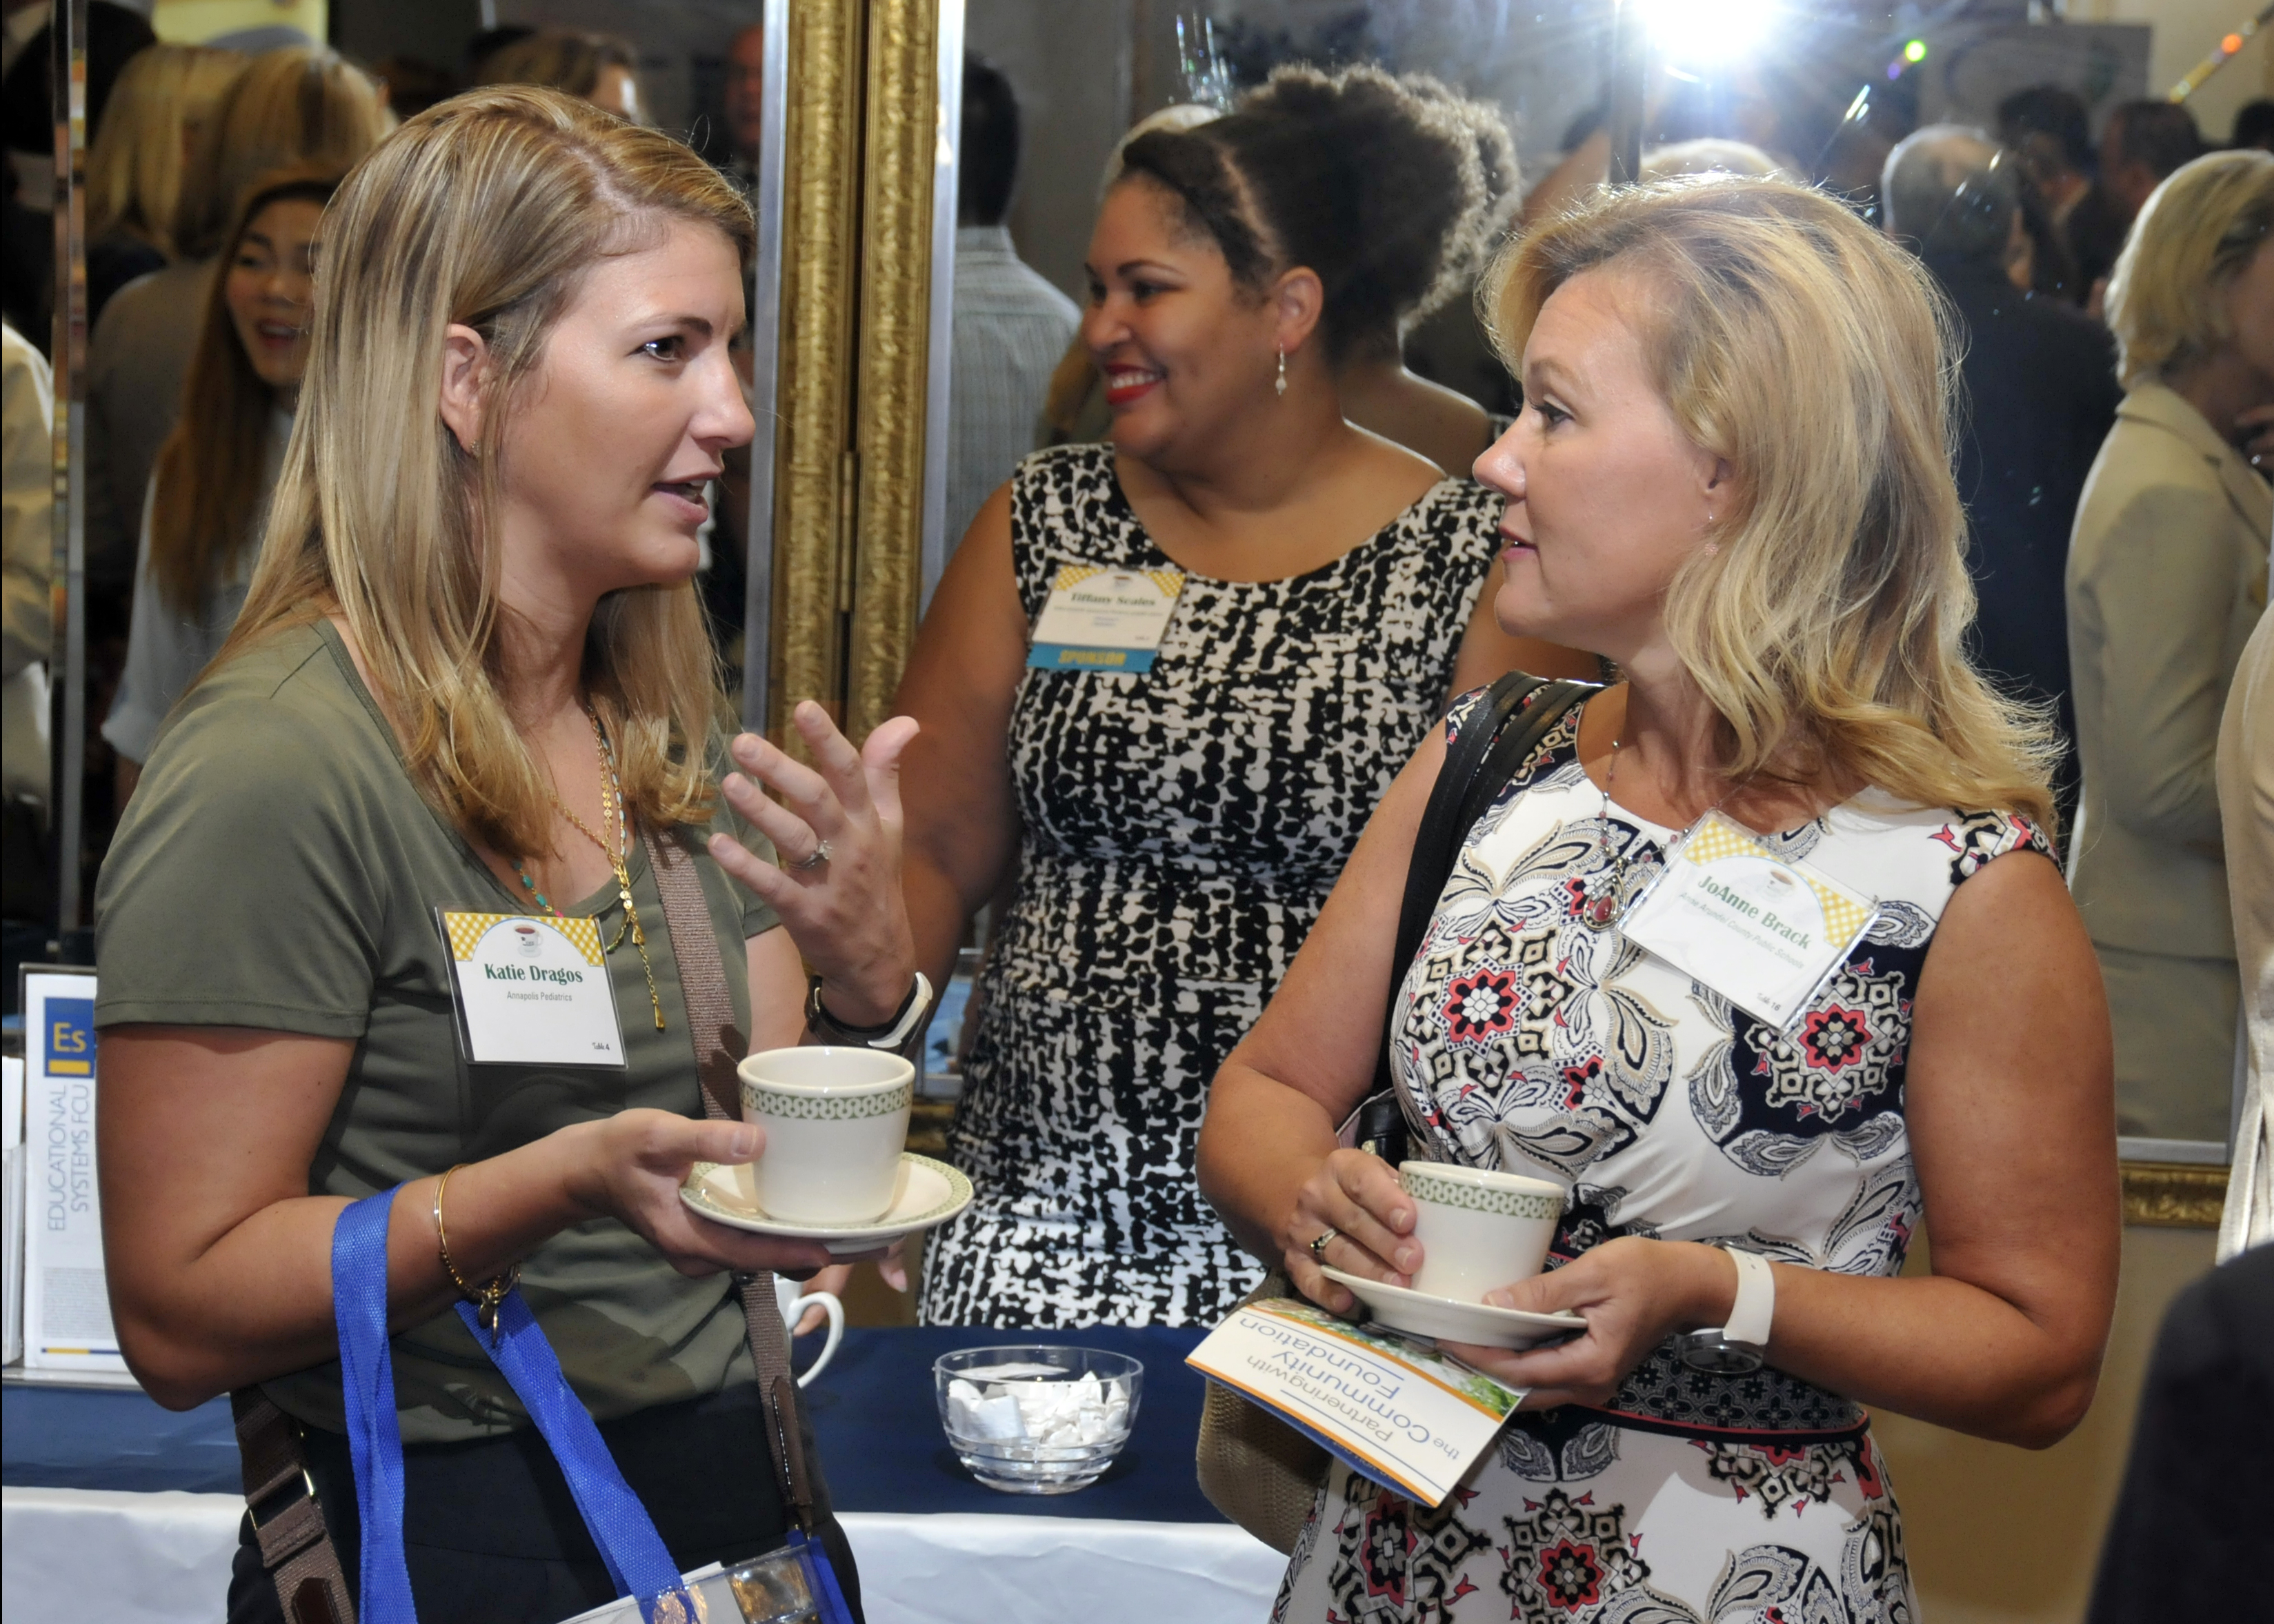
top-left (226, 1381), bottom-right (863, 1624)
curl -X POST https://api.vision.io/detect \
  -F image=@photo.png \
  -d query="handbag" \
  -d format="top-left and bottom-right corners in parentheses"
top-left (1194, 670), bottom-right (1598, 1552)
top-left (227, 825), bottom-right (854, 1624)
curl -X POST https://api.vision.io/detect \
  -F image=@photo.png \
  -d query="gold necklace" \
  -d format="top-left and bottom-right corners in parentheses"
top-left (518, 708), bottom-right (665, 1032)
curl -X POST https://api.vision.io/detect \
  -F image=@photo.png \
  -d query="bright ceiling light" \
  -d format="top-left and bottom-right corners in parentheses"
top-left (1635, 0), bottom-right (1781, 70)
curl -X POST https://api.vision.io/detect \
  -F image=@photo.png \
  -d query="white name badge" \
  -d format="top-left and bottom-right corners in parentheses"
top-left (1619, 812), bottom-right (1879, 1031)
top-left (1026, 564), bottom-right (1184, 672)
top-left (437, 910), bottom-right (626, 1067)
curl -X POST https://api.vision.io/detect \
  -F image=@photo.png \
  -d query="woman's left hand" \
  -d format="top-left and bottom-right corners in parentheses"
top-left (1439, 1236), bottom-right (1735, 1410)
top-left (708, 701), bottom-right (920, 1026)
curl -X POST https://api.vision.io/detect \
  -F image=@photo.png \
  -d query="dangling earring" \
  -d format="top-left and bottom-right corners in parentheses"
top-left (1275, 346), bottom-right (1287, 399)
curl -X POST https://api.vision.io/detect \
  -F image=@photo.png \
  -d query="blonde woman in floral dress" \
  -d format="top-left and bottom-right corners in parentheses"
top-left (1199, 177), bottom-right (2118, 1623)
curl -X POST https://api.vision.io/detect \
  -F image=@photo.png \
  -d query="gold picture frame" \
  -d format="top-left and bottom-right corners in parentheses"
top-left (762, 0), bottom-right (939, 743)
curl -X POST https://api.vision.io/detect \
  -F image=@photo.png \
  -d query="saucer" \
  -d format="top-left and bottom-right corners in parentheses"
top-left (681, 1152), bottom-right (973, 1255)
top-left (1319, 1266), bottom-right (1586, 1350)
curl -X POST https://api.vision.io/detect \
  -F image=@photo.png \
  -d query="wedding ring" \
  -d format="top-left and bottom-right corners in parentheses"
top-left (1308, 1227), bottom-right (1338, 1259)
top-left (791, 840), bottom-right (832, 872)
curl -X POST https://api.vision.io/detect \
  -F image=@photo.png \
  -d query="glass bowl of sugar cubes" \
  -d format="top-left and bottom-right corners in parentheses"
top-left (933, 1345), bottom-right (1144, 1494)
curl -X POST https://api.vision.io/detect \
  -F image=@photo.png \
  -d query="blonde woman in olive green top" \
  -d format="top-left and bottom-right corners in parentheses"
top-left (94, 90), bottom-right (916, 1623)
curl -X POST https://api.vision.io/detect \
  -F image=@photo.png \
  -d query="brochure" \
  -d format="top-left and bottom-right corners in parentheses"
top-left (21, 968), bottom-right (128, 1374)
top-left (1187, 1296), bottom-right (1526, 1507)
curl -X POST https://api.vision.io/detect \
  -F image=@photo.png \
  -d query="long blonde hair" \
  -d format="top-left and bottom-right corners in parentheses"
top-left (2104, 149), bottom-right (2274, 390)
top-left (224, 86), bottom-right (754, 860)
top-left (174, 47), bottom-right (390, 261)
top-left (84, 43), bottom-right (243, 257)
top-left (1484, 176), bottom-right (2055, 830)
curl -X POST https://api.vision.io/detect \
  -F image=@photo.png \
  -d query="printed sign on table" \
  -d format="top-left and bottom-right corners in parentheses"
top-left (21, 968), bottom-right (127, 1374)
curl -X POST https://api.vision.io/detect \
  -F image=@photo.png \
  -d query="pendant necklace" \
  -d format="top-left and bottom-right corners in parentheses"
top-left (515, 707), bottom-right (666, 1031)
top-left (1586, 736), bottom-right (1757, 932)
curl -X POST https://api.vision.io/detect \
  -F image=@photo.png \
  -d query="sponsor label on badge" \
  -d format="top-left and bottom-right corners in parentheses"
top-left (1026, 564), bottom-right (1184, 672)
top-left (437, 910), bottom-right (626, 1067)
top-left (1619, 812), bottom-right (1879, 1030)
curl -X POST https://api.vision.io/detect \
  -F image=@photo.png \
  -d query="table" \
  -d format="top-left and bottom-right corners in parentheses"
top-left (2, 1326), bottom-right (1287, 1623)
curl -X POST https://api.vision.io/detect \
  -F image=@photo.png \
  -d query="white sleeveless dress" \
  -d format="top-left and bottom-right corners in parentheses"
top-left (1271, 689), bottom-right (2051, 1624)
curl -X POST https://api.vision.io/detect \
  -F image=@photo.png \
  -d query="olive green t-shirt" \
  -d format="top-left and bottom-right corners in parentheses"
top-left (95, 621), bottom-right (781, 1444)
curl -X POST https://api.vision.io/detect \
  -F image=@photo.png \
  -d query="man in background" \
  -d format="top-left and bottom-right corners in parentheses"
top-left (945, 54), bottom-right (1078, 552)
top-left (1998, 83), bottom-right (2128, 297)
top-left (1881, 124), bottom-right (2122, 849)
top-left (2100, 100), bottom-right (2206, 230)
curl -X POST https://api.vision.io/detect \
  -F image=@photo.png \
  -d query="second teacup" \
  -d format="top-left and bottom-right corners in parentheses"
top-left (739, 1046), bottom-right (913, 1225)
top-left (1399, 1161), bottom-right (1566, 1305)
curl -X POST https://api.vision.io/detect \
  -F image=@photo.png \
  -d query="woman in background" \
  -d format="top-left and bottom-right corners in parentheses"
top-left (896, 68), bottom-right (1576, 1330)
top-left (2066, 149), bottom-right (2274, 1143)
top-left (106, 166), bottom-right (337, 798)
top-left (81, 42), bottom-right (243, 323)
top-left (87, 46), bottom-right (386, 604)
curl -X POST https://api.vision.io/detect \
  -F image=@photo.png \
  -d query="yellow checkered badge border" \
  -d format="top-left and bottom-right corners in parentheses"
top-left (442, 912), bottom-right (606, 968)
top-left (1675, 815), bottom-right (1875, 947)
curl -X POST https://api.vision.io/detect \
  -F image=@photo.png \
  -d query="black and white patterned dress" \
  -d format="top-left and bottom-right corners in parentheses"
top-left (918, 443), bottom-right (1504, 1327)
top-left (1273, 690), bottom-right (2054, 1623)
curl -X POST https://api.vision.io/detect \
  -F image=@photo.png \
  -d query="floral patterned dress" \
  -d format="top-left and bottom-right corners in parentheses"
top-left (1273, 690), bottom-right (2051, 1624)
top-left (919, 444), bottom-right (1504, 1328)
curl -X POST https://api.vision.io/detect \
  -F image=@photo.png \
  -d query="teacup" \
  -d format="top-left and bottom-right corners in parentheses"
top-left (1399, 1161), bottom-right (1566, 1305)
top-left (739, 1046), bottom-right (913, 1224)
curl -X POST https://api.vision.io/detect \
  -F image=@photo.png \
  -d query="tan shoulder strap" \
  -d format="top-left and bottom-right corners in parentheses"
top-left (641, 825), bottom-right (818, 1532)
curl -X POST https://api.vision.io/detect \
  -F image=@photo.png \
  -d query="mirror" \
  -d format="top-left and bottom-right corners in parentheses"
top-left (908, 0), bottom-right (2243, 1222)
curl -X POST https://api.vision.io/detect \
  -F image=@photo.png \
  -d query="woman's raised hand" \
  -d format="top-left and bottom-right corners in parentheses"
top-left (1285, 1147), bottom-right (1423, 1312)
top-left (708, 700), bottom-right (921, 1026)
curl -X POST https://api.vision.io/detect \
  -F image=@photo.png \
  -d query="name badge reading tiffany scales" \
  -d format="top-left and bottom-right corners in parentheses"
top-left (438, 910), bottom-right (626, 1067)
top-left (1619, 812), bottom-right (1879, 1030)
top-left (1027, 564), bottom-right (1184, 672)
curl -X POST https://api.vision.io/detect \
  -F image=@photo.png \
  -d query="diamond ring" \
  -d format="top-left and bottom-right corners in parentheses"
top-left (790, 840), bottom-right (832, 872)
top-left (1308, 1227), bottom-right (1338, 1259)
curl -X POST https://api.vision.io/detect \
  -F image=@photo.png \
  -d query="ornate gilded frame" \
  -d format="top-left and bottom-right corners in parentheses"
top-left (757, 0), bottom-right (941, 744)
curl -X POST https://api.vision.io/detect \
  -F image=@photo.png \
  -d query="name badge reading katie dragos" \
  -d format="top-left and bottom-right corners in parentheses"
top-left (1618, 812), bottom-right (1879, 1031)
top-left (1026, 564), bottom-right (1185, 672)
top-left (437, 910), bottom-right (626, 1067)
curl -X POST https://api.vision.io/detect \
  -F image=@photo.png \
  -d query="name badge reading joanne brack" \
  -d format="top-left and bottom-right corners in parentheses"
top-left (1026, 564), bottom-right (1184, 672)
top-left (1618, 812), bottom-right (1879, 1030)
top-left (438, 910), bottom-right (626, 1067)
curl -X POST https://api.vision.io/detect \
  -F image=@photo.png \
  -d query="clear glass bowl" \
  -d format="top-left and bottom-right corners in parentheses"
top-left (933, 1345), bottom-right (1144, 1494)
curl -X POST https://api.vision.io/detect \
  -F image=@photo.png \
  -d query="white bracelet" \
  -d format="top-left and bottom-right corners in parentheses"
top-left (1720, 1245), bottom-right (1775, 1348)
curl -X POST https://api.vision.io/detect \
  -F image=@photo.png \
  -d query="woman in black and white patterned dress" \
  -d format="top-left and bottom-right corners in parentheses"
top-left (886, 73), bottom-right (1593, 1328)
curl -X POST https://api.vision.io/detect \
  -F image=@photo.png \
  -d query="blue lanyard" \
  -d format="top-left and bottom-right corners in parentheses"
top-left (332, 1185), bottom-right (849, 1624)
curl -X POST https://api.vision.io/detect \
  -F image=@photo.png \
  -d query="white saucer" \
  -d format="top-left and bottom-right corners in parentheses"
top-left (680, 1152), bottom-right (974, 1255)
top-left (1319, 1265), bottom-right (1586, 1350)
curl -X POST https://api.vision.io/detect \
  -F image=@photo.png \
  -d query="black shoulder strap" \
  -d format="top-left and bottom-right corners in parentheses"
top-left (1370, 672), bottom-right (1598, 1101)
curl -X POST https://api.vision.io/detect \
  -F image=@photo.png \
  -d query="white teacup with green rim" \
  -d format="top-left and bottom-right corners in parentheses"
top-left (1398, 1161), bottom-right (1566, 1305)
top-left (738, 1046), bottom-right (914, 1225)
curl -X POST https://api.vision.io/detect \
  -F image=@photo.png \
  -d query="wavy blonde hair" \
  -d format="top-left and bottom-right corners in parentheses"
top-left (2104, 148), bottom-right (2274, 390)
top-left (223, 86), bottom-right (752, 860)
top-left (1483, 176), bottom-right (2056, 830)
top-left (84, 43), bottom-right (243, 257)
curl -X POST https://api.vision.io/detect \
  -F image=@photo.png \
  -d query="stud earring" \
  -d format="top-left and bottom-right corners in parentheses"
top-left (1275, 347), bottom-right (1287, 398)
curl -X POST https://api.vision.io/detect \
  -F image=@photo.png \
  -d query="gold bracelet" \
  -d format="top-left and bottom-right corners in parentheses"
top-left (432, 1163), bottom-right (519, 1336)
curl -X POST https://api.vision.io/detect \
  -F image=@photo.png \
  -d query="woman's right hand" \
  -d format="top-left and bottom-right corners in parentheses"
top-left (564, 1110), bottom-right (850, 1281)
top-left (1285, 1147), bottom-right (1422, 1313)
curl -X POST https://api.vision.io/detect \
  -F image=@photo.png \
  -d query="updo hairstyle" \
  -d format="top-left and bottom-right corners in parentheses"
top-left (1115, 64), bottom-right (1517, 360)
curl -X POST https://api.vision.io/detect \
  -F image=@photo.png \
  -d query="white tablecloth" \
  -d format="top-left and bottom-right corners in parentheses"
top-left (0, 1486), bottom-right (1287, 1623)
